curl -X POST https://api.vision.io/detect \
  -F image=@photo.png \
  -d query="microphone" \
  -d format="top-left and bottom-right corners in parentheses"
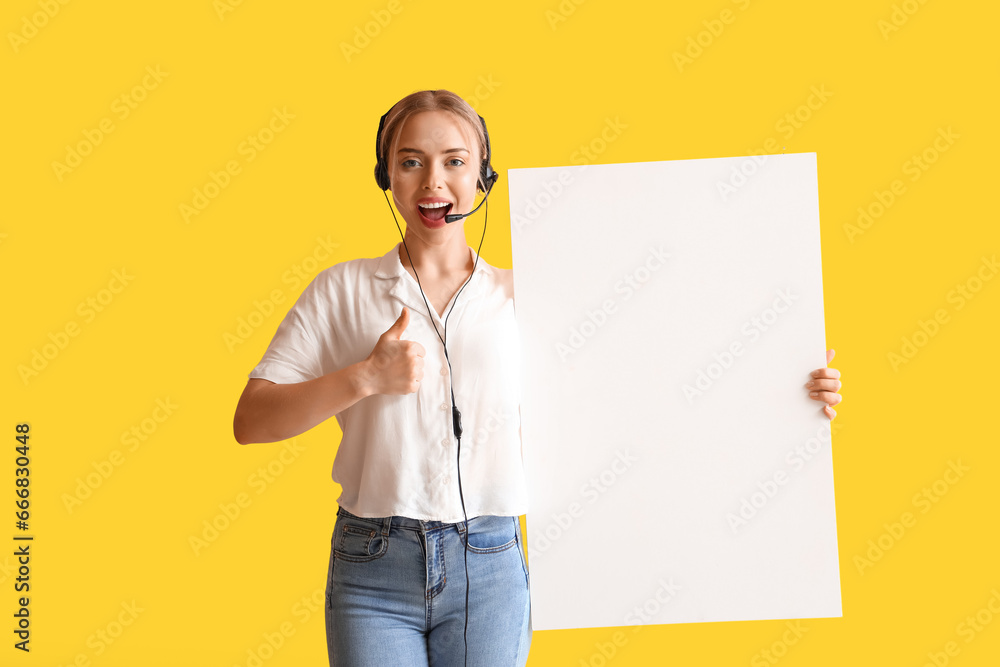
top-left (445, 173), bottom-right (499, 223)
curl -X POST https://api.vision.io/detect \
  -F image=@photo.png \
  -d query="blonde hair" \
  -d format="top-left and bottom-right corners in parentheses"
top-left (377, 89), bottom-right (490, 192)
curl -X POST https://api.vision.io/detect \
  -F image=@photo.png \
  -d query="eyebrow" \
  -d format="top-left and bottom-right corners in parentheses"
top-left (397, 147), bottom-right (470, 155)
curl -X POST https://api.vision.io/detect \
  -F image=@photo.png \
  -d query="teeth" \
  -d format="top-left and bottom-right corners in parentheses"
top-left (418, 202), bottom-right (450, 209)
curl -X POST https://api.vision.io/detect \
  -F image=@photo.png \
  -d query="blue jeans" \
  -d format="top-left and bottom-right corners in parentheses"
top-left (325, 506), bottom-right (532, 666)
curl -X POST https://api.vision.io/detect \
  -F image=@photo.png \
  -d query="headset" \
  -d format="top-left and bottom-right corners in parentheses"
top-left (374, 100), bottom-right (500, 666)
top-left (375, 108), bottom-right (498, 214)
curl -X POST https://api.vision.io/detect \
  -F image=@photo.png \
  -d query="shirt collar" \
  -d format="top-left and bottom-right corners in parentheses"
top-left (374, 242), bottom-right (489, 315)
top-left (375, 242), bottom-right (487, 283)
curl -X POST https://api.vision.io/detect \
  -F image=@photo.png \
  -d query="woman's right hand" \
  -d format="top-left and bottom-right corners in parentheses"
top-left (362, 307), bottom-right (426, 395)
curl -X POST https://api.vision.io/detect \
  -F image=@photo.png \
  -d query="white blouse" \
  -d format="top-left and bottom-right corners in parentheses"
top-left (248, 242), bottom-right (529, 522)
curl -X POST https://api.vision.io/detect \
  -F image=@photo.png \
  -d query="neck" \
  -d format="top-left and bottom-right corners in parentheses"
top-left (399, 232), bottom-right (472, 278)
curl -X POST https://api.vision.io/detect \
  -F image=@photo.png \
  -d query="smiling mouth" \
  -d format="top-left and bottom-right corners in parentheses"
top-left (418, 202), bottom-right (453, 222)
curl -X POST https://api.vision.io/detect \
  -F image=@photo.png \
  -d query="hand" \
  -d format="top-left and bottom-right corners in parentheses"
top-left (806, 349), bottom-right (842, 420)
top-left (363, 307), bottom-right (426, 395)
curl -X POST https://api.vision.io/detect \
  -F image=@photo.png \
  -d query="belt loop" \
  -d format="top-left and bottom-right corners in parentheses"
top-left (382, 516), bottom-right (392, 537)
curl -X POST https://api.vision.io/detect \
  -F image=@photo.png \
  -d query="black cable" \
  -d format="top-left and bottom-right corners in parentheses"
top-left (382, 189), bottom-right (489, 667)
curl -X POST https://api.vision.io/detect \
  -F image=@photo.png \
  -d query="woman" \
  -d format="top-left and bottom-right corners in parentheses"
top-left (232, 89), bottom-right (843, 666)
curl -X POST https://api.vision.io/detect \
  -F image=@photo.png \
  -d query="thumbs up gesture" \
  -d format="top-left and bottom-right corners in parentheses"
top-left (363, 307), bottom-right (426, 395)
top-left (805, 349), bottom-right (843, 420)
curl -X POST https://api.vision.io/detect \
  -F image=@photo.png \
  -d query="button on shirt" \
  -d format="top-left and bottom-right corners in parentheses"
top-left (248, 242), bottom-right (529, 522)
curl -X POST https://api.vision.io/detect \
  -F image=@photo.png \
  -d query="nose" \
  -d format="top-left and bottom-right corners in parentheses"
top-left (421, 160), bottom-right (444, 190)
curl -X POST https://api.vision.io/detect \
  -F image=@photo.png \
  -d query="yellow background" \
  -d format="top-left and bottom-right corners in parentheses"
top-left (3, 0), bottom-right (997, 664)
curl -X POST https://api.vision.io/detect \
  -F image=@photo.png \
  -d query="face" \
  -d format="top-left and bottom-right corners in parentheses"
top-left (389, 110), bottom-right (481, 236)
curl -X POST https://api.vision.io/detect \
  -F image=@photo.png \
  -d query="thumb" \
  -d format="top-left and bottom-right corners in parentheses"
top-left (384, 307), bottom-right (409, 339)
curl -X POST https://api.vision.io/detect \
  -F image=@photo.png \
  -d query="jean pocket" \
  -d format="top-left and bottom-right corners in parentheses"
top-left (333, 520), bottom-right (388, 562)
top-left (466, 515), bottom-right (518, 554)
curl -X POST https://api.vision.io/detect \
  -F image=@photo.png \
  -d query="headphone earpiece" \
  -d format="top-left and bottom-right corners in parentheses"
top-left (375, 107), bottom-right (494, 193)
top-left (374, 110), bottom-right (391, 191)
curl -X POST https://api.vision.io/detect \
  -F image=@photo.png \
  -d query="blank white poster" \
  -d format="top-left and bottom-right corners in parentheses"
top-left (507, 153), bottom-right (841, 632)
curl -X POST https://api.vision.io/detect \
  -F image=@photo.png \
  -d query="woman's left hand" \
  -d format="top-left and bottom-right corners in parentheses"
top-left (806, 349), bottom-right (842, 420)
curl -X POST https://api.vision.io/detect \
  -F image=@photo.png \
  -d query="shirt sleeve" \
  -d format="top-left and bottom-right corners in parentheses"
top-left (247, 273), bottom-right (333, 385)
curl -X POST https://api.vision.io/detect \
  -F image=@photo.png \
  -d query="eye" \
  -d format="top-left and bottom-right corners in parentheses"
top-left (448, 158), bottom-right (465, 167)
top-left (401, 159), bottom-right (420, 168)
